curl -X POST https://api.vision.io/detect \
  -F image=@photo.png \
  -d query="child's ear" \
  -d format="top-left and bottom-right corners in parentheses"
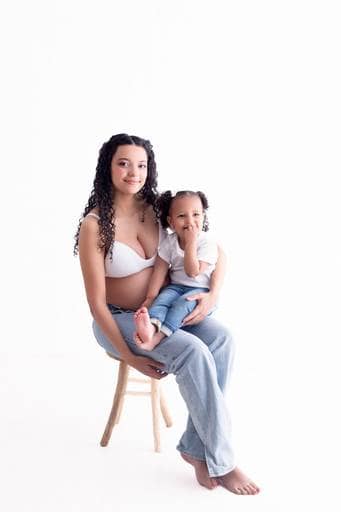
top-left (167, 216), bottom-right (174, 230)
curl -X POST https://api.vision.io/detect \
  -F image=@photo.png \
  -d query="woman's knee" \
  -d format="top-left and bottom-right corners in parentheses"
top-left (167, 335), bottom-right (215, 374)
top-left (92, 320), bottom-right (120, 357)
top-left (216, 325), bottom-right (235, 364)
top-left (92, 320), bottom-right (103, 345)
top-left (186, 317), bottom-right (234, 353)
top-left (220, 324), bottom-right (234, 349)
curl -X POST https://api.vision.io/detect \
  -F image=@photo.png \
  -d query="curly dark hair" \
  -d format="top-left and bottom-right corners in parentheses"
top-left (73, 133), bottom-right (158, 257)
top-left (156, 190), bottom-right (210, 231)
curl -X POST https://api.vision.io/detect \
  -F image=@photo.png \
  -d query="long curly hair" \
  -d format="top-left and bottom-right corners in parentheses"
top-left (74, 133), bottom-right (158, 257)
top-left (156, 190), bottom-right (210, 231)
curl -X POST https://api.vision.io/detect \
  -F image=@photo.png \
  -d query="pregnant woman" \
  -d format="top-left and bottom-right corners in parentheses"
top-left (74, 133), bottom-right (259, 495)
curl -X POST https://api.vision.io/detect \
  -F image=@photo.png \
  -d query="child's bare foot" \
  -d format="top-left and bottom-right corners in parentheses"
top-left (218, 467), bottom-right (260, 495)
top-left (133, 307), bottom-right (158, 350)
top-left (181, 452), bottom-right (218, 490)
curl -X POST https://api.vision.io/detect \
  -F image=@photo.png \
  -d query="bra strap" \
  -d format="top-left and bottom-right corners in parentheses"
top-left (86, 212), bottom-right (100, 220)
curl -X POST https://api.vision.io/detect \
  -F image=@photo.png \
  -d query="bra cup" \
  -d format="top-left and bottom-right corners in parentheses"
top-left (85, 216), bottom-right (166, 278)
top-left (105, 241), bottom-right (157, 278)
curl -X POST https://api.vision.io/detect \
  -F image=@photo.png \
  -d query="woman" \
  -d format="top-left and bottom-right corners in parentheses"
top-left (74, 133), bottom-right (259, 495)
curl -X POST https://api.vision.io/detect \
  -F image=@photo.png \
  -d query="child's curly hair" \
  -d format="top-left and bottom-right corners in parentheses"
top-left (156, 190), bottom-right (209, 231)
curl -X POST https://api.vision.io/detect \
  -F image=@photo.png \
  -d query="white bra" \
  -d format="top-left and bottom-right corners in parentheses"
top-left (86, 212), bottom-right (165, 278)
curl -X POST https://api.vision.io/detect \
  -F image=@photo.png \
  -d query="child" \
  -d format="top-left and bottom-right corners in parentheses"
top-left (134, 190), bottom-right (218, 351)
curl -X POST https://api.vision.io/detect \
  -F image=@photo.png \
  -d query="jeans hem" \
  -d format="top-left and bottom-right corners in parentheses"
top-left (176, 446), bottom-right (205, 462)
top-left (150, 318), bottom-right (162, 332)
top-left (207, 463), bottom-right (236, 478)
top-left (177, 445), bottom-right (235, 477)
top-left (160, 325), bottom-right (173, 337)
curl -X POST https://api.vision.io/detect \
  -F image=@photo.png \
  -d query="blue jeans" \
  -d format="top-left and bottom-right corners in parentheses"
top-left (92, 305), bottom-right (236, 477)
top-left (149, 284), bottom-right (210, 336)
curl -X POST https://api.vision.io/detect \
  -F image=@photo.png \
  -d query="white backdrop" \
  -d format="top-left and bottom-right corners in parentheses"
top-left (1, 1), bottom-right (341, 510)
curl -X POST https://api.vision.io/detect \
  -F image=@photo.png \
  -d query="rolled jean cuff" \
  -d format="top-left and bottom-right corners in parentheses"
top-left (160, 325), bottom-right (173, 337)
top-left (150, 318), bottom-right (173, 337)
top-left (150, 318), bottom-right (162, 332)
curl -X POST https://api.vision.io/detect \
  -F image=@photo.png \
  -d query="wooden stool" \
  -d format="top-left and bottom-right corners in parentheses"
top-left (100, 353), bottom-right (173, 452)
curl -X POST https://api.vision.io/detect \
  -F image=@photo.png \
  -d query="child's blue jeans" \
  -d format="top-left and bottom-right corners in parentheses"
top-left (149, 283), bottom-right (210, 336)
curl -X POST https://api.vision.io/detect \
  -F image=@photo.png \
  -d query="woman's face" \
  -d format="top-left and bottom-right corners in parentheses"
top-left (111, 144), bottom-right (148, 195)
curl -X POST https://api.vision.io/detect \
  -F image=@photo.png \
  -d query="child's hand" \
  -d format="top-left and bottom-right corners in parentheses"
top-left (183, 225), bottom-right (199, 246)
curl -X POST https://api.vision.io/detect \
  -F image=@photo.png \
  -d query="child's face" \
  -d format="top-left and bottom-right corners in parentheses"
top-left (167, 195), bottom-right (205, 237)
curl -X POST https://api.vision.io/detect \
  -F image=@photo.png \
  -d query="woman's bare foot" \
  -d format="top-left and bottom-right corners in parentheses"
top-left (218, 467), bottom-right (260, 495)
top-left (181, 452), bottom-right (218, 490)
top-left (133, 307), bottom-right (158, 350)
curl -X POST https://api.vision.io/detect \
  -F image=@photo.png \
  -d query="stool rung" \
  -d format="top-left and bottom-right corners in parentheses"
top-left (126, 391), bottom-right (151, 396)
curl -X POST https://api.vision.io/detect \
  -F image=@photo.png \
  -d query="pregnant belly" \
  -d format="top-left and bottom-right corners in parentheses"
top-left (105, 267), bottom-right (155, 310)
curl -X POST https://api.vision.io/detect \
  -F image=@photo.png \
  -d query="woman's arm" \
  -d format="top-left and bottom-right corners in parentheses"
top-left (141, 256), bottom-right (170, 308)
top-left (78, 217), bottom-right (166, 378)
top-left (182, 244), bottom-right (227, 325)
top-left (207, 244), bottom-right (227, 300)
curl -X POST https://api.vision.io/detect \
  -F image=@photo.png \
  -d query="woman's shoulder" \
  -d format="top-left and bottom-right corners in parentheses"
top-left (143, 204), bottom-right (166, 233)
top-left (81, 208), bottom-right (100, 227)
top-left (86, 208), bottom-right (100, 220)
top-left (79, 209), bottom-right (101, 241)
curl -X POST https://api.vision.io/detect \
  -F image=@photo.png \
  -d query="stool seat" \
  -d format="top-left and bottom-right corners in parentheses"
top-left (100, 352), bottom-right (173, 452)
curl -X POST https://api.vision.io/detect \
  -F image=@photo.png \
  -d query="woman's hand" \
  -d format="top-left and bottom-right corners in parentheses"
top-left (182, 291), bottom-right (217, 326)
top-left (140, 297), bottom-right (154, 309)
top-left (125, 353), bottom-right (167, 380)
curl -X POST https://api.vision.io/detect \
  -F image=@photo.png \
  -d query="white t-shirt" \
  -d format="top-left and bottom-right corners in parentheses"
top-left (158, 231), bottom-right (218, 288)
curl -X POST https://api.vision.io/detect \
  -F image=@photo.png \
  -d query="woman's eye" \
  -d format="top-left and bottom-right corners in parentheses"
top-left (139, 164), bottom-right (147, 169)
top-left (118, 161), bottom-right (128, 167)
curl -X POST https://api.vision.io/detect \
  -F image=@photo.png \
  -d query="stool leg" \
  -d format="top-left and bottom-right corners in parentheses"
top-left (150, 378), bottom-right (161, 453)
top-left (115, 397), bottom-right (124, 425)
top-left (114, 363), bottom-right (130, 424)
top-left (160, 388), bottom-right (173, 427)
top-left (100, 361), bottom-right (129, 447)
top-left (115, 379), bottom-right (127, 425)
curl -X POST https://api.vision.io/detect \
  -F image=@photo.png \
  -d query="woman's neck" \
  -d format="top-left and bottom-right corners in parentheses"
top-left (114, 194), bottom-right (144, 218)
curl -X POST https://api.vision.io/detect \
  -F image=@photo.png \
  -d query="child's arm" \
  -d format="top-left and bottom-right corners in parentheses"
top-left (141, 256), bottom-right (170, 308)
top-left (185, 251), bottom-right (210, 277)
top-left (183, 227), bottom-right (201, 277)
top-left (183, 228), bottom-right (211, 276)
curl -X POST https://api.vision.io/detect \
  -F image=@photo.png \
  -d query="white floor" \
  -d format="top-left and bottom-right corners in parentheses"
top-left (1, 351), bottom-right (338, 512)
